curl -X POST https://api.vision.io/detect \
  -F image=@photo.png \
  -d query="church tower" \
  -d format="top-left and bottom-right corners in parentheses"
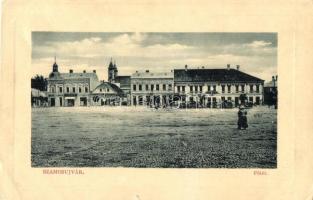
top-left (52, 55), bottom-right (58, 72)
top-left (108, 58), bottom-right (118, 83)
top-left (49, 55), bottom-right (60, 78)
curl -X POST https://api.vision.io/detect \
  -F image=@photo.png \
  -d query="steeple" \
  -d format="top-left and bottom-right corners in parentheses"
top-left (109, 57), bottom-right (114, 69)
top-left (52, 55), bottom-right (58, 72)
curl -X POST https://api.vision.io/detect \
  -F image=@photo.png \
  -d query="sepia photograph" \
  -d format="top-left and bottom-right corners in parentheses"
top-left (31, 32), bottom-right (277, 168)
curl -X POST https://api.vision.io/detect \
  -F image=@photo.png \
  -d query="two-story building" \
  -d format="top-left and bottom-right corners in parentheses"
top-left (130, 70), bottom-right (174, 107)
top-left (47, 58), bottom-right (100, 107)
top-left (174, 65), bottom-right (264, 108)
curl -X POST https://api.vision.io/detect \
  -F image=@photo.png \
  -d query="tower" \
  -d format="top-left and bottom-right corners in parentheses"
top-left (108, 58), bottom-right (118, 83)
top-left (49, 55), bottom-right (60, 78)
top-left (52, 55), bottom-right (58, 72)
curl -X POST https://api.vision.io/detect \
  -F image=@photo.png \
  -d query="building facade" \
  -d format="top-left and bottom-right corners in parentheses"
top-left (45, 58), bottom-right (265, 108)
top-left (47, 59), bottom-right (100, 107)
top-left (131, 70), bottom-right (174, 107)
top-left (264, 75), bottom-right (278, 107)
top-left (90, 81), bottom-right (124, 106)
top-left (173, 65), bottom-right (264, 108)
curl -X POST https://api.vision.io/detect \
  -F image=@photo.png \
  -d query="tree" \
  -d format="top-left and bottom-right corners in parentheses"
top-left (31, 75), bottom-right (47, 91)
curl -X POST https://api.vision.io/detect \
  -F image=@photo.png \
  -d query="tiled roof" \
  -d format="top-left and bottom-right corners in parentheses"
top-left (93, 82), bottom-right (123, 95)
top-left (174, 68), bottom-right (263, 83)
top-left (60, 72), bottom-right (98, 79)
top-left (132, 71), bottom-right (173, 79)
top-left (115, 76), bottom-right (131, 86)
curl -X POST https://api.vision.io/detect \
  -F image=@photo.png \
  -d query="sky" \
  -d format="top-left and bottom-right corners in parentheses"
top-left (32, 32), bottom-right (277, 82)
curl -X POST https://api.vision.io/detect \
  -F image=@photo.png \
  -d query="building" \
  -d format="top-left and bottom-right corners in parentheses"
top-left (108, 59), bottom-right (131, 105)
top-left (31, 88), bottom-right (47, 107)
top-left (264, 75), bottom-right (278, 107)
top-left (90, 81), bottom-right (124, 106)
top-left (47, 58), bottom-right (100, 107)
top-left (131, 70), bottom-right (174, 107)
top-left (173, 65), bottom-right (264, 108)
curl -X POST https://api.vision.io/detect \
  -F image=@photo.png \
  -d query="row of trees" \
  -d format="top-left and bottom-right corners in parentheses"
top-left (31, 75), bottom-right (47, 91)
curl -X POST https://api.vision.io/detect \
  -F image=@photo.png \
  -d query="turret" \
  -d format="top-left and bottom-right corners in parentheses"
top-left (108, 58), bottom-right (118, 83)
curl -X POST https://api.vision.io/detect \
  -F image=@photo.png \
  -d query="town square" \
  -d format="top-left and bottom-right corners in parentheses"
top-left (31, 32), bottom-right (277, 168)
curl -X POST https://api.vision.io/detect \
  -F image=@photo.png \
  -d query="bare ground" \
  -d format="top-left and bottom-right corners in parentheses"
top-left (31, 106), bottom-right (277, 168)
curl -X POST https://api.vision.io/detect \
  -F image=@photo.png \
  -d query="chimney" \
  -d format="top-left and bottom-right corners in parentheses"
top-left (93, 70), bottom-right (96, 73)
top-left (69, 69), bottom-right (73, 73)
top-left (185, 65), bottom-right (188, 71)
top-left (227, 64), bottom-right (230, 70)
top-left (146, 70), bottom-right (149, 73)
top-left (236, 65), bottom-right (240, 70)
top-left (83, 70), bottom-right (86, 73)
top-left (272, 76), bottom-right (275, 81)
top-left (202, 66), bottom-right (205, 69)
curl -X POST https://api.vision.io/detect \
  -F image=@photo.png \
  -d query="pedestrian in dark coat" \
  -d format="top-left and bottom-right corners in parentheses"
top-left (238, 105), bottom-right (248, 130)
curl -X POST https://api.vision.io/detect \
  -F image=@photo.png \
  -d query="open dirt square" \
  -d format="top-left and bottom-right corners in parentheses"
top-left (31, 106), bottom-right (277, 168)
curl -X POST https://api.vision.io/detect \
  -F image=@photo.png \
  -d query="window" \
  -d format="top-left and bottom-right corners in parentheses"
top-left (163, 84), bottom-right (166, 90)
top-left (190, 86), bottom-right (193, 92)
top-left (221, 85), bottom-right (225, 93)
top-left (145, 84), bottom-right (149, 91)
top-left (227, 97), bottom-right (232, 101)
top-left (235, 85), bottom-right (239, 93)
top-left (221, 96), bottom-right (225, 101)
top-left (85, 87), bottom-right (88, 93)
top-left (59, 87), bottom-right (63, 93)
top-left (250, 85), bottom-right (253, 93)
top-left (79, 87), bottom-right (82, 93)
top-left (168, 84), bottom-right (172, 91)
top-left (72, 87), bottom-right (75, 93)
top-left (241, 85), bottom-right (245, 92)
top-left (249, 97), bottom-right (253, 103)
top-left (227, 85), bottom-right (231, 93)
top-left (100, 88), bottom-right (102, 92)
top-left (107, 88), bottom-right (109, 92)
top-left (256, 85), bottom-right (260, 93)
top-left (199, 86), bottom-right (202, 93)
top-left (133, 84), bottom-right (136, 91)
top-left (66, 87), bottom-right (69, 93)
top-left (139, 84), bottom-right (142, 91)
top-left (213, 85), bottom-right (216, 92)
top-left (156, 84), bottom-right (159, 91)
top-left (51, 86), bottom-right (55, 93)
top-left (195, 86), bottom-right (198, 93)
top-left (151, 85), bottom-right (154, 91)
top-left (182, 86), bottom-right (185, 92)
top-left (177, 86), bottom-right (181, 92)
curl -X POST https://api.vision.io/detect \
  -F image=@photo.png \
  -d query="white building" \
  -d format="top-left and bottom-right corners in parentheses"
top-left (131, 70), bottom-right (174, 107)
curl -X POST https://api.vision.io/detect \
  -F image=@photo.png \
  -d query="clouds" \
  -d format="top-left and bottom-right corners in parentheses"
top-left (246, 40), bottom-right (272, 48)
top-left (32, 32), bottom-right (277, 81)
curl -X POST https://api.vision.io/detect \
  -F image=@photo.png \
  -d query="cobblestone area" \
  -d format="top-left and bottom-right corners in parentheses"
top-left (31, 106), bottom-right (277, 168)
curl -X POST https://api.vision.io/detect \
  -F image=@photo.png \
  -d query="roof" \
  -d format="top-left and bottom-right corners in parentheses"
top-left (115, 76), bottom-right (131, 86)
top-left (93, 82), bottom-right (123, 95)
top-left (264, 80), bottom-right (277, 87)
top-left (174, 68), bottom-right (263, 83)
top-left (31, 88), bottom-right (47, 97)
top-left (60, 72), bottom-right (98, 79)
top-left (132, 71), bottom-right (173, 79)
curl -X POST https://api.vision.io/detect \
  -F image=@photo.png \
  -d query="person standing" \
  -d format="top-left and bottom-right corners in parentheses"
top-left (238, 105), bottom-right (248, 130)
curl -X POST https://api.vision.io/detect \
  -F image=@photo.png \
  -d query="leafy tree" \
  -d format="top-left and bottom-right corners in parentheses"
top-left (31, 75), bottom-right (47, 91)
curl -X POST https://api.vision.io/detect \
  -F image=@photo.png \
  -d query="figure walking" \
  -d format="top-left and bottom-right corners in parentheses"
top-left (237, 105), bottom-right (248, 130)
